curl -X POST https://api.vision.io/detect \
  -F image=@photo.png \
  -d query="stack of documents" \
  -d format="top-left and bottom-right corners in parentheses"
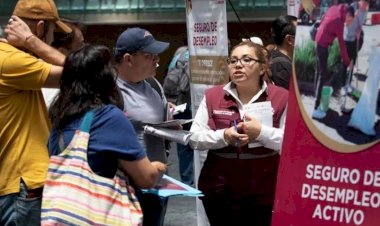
top-left (172, 103), bottom-right (187, 115)
top-left (144, 125), bottom-right (192, 145)
top-left (144, 119), bottom-right (193, 145)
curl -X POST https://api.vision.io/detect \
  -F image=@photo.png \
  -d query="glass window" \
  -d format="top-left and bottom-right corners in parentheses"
top-left (239, 0), bottom-right (248, 7)
top-left (86, 0), bottom-right (100, 10)
top-left (174, 0), bottom-right (185, 8)
top-left (255, 0), bottom-right (269, 7)
top-left (227, 0), bottom-right (240, 9)
top-left (160, 0), bottom-right (174, 8)
top-left (131, 0), bottom-right (143, 9)
top-left (71, 0), bottom-right (85, 10)
top-left (144, 0), bottom-right (158, 8)
top-left (56, 0), bottom-right (70, 10)
top-left (270, 0), bottom-right (285, 6)
top-left (100, 0), bottom-right (116, 10)
top-left (115, 0), bottom-right (130, 9)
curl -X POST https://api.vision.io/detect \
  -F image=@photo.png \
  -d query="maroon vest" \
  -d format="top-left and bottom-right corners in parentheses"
top-left (205, 83), bottom-right (288, 155)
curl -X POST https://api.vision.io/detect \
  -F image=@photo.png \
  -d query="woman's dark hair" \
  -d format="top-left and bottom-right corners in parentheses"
top-left (49, 44), bottom-right (123, 130)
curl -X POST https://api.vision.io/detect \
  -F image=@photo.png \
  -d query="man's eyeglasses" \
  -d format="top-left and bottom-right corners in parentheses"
top-left (227, 57), bottom-right (261, 67)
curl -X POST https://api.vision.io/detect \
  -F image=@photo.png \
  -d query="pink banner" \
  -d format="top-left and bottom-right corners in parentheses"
top-left (272, 3), bottom-right (380, 224)
top-left (272, 75), bottom-right (380, 225)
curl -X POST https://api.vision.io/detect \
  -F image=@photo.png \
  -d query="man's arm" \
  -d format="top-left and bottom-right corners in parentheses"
top-left (23, 35), bottom-right (65, 66)
top-left (336, 24), bottom-right (351, 67)
top-left (5, 16), bottom-right (65, 88)
top-left (43, 65), bottom-right (63, 88)
top-left (5, 16), bottom-right (65, 66)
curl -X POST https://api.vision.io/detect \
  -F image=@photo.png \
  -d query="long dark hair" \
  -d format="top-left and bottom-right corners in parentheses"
top-left (49, 44), bottom-right (123, 130)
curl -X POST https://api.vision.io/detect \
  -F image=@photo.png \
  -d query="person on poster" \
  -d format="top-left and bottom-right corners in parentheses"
top-left (189, 41), bottom-right (288, 226)
top-left (312, 3), bottom-right (353, 119)
top-left (341, 0), bottom-right (369, 94)
top-left (114, 27), bottom-right (170, 226)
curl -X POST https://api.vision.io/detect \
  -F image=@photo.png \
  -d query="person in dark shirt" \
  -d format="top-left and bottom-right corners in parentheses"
top-left (312, 4), bottom-right (354, 119)
top-left (270, 15), bottom-right (297, 90)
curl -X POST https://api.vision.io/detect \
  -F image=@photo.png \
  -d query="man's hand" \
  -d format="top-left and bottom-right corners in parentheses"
top-left (168, 102), bottom-right (176, 109)
top-left (4, 16), bottom-right (34, 48)
top-left (168, 101), bottom-right (176, 118)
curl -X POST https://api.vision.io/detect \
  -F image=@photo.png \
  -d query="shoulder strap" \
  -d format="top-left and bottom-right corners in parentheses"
top-left (58, 132), bottom-right (65, 151)
top-left (58, 110), bottom-right (95, 152)
top-left (271, 55), bottom-right (290, 64)
top-left (79, 110), bottom-right (95, 133)
top-left (145, 77), bottom-right (163, 99)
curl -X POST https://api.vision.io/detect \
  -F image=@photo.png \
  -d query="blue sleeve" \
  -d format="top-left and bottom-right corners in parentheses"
top-left (90, 105), bottom-right (147, 161)
top-left (48, 105), bottom-right (147, 161)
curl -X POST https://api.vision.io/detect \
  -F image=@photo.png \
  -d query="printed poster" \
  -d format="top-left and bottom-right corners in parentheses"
top-left (288, 0), bottom-right (301, 17)
top-left (272, 1), bottom-right (380, 226)
top-left (185, 0), bottom-right (229, 115)
top-left (185, 1), bottom-right (229, 226)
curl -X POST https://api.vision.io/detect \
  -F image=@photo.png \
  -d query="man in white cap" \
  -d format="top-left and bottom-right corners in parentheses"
top-left (114, 27), bottom-right (170, 226)
top-left (0, 0), bottom-right (70, 225)
top-left (242, 36), bottom-right (264, 46)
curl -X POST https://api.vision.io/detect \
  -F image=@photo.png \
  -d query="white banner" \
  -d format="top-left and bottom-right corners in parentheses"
top-left (288, 0), bottom-right (301, 17)
top-left (186, 0), bottom-right (229, 116)
top-left (185, 1), bottom-right (228, 226)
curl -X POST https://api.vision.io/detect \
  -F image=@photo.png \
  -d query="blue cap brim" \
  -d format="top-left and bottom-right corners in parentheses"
top-left (142, 40), bottom-right (170, 54)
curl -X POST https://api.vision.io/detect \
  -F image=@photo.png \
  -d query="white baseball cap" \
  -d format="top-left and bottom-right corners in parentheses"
top-left (242, 36), bottom-right (264, 46)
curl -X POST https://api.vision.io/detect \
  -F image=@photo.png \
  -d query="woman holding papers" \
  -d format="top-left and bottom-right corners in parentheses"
top-left (189, 41), bottom-right (288, 226)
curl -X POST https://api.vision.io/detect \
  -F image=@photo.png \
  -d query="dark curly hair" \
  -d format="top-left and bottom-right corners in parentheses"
top-left (49, 44), bottom-right (123, 130)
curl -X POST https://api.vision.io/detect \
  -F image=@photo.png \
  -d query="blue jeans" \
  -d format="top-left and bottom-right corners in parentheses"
top-left (136, 190), bottom-right (168, 226)
top-left (174, 107), bottom-right (194, 186)
top-left (0, 181), bottom-right (42, 226)
top-left (177, 143), bottom-right (194, 186)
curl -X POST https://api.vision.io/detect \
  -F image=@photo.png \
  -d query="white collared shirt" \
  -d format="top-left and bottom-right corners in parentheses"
top-left (189, 81), bottom-right (286, 152)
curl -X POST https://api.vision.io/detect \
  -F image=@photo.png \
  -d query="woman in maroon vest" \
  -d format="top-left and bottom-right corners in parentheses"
top-left (189, 41), bottom-right (288, 226)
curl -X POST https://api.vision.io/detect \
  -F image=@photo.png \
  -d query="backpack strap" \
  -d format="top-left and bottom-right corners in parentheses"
top-left (58, 110), bottom-right (95, 152)
top-left (145, 77), bottom-right (163, 99)
top-left (79, 110), bottom-right (95, 133)
top-left (271, 55), bottom-right (290, 64)
top-left (144, 77), bottom-right (171, 151)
